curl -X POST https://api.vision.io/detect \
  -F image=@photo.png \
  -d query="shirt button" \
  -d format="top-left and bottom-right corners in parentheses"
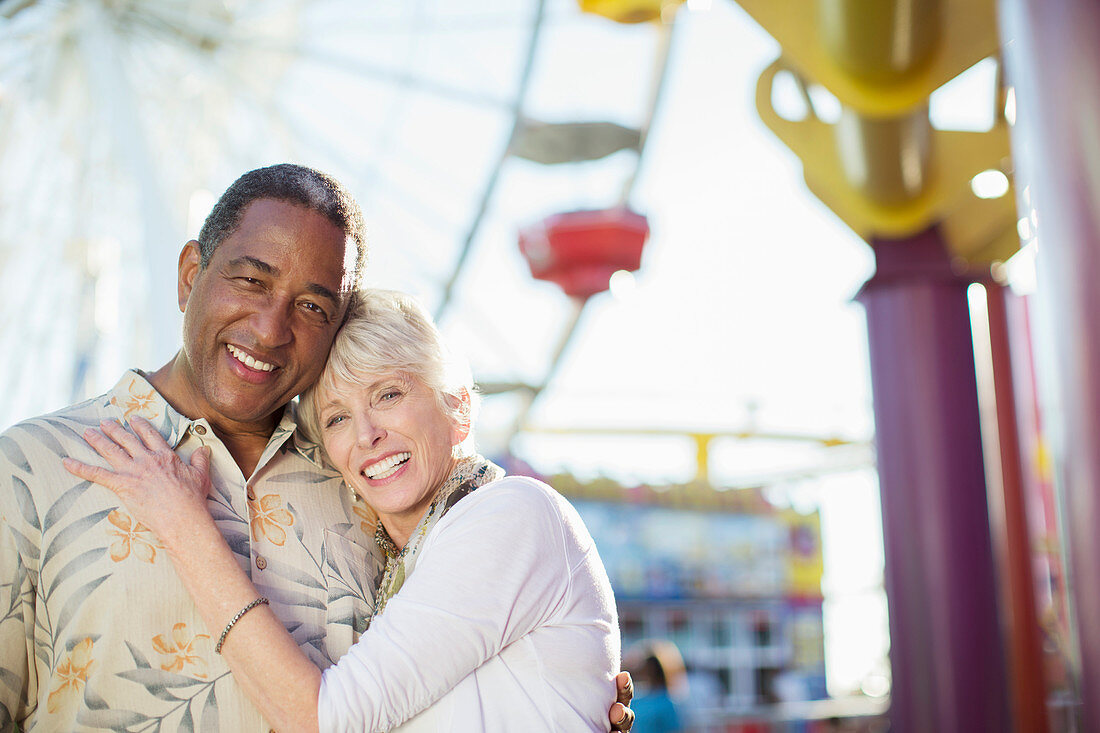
top-left (193, 424), bottom-right (207, 435)
top-left (255, 555), bottom-right (267, 570)
top-left (247, 487), bottom-right (256, 501)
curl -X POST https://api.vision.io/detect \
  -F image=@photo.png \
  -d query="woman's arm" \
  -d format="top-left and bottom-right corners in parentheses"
top-left (320, 477), bottom-right (617, 731)
top-left (63, 418), bottom-right (324, 733)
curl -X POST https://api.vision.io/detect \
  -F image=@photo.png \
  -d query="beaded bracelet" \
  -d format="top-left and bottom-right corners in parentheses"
top-left (215, 597), bottom-right (269, 654)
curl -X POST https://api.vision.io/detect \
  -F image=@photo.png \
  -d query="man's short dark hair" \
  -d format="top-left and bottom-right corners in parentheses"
top-left (197, 164), bottom-right (367, 290)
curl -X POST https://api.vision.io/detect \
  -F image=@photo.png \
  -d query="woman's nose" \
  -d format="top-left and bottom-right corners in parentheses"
top-left (356, 420), bottom-right (386, 448)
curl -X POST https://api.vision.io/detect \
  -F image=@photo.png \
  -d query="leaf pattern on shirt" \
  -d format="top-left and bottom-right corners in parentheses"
top-left (76, 634), bottom-right (233, 731)
top-left (0, 436), bottom-right (31, 474)
top-left (28, 452), bottom-right (116, 663)
top-left (1, 372), bottom-right (379, 730)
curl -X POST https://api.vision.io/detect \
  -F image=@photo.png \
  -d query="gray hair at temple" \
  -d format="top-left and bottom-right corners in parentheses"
top-left (298, 289), bottom-right (478, 457)
top-left (197, 163), bottom-right (368, 290)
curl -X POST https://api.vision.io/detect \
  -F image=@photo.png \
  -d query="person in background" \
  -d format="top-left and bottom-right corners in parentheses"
top-left (625, 640), bottom-right (687, 733)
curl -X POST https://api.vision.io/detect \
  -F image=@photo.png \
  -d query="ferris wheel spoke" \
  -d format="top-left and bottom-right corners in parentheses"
top-left (433, 0), bottom-right (547, 320)
top-left (123, 2), bottom-right (256, 49)
top-left (619, 15), bottom-right (678, 205)
top-left (285, 43), bottom-right (513, 111)
top-left (220, 72), bottom-right (462, 254)
top-left (292, 11), bottom-right (541, 36)
top-left (0, 0), bottom-right (36, 20)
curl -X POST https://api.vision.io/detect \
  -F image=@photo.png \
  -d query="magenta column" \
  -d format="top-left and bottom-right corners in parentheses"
top-left (1000, 0), bottom-right (1100, 727)
top-left (857, 228), bottom-right (1009, 732)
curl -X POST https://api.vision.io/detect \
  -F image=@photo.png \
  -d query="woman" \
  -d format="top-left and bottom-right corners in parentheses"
top-left (65, 290), bottom-right (622, 732)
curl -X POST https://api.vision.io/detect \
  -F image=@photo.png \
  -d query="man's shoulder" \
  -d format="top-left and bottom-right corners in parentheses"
top-left (2, 390), bottom-right (117, 444)
top-left (0, 372), bottom-right (150, 479)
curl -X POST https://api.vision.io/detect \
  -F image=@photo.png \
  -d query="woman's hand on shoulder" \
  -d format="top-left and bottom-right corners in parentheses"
top-left (63, 415), bottom-right (214, 546)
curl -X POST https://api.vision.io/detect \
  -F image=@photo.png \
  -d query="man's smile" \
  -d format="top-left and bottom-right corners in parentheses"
top-left (226, 344), bottom-right (277, 373)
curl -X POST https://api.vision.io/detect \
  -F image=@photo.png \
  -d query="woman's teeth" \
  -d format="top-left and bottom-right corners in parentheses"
top-left (364, 452), bottom-right (411, 479)
top-left (227, 344), bottom-right (275, 372)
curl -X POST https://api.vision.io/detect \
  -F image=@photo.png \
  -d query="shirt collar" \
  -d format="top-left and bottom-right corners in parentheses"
top-left (106, 370), bottom-right (190, 449)
top-left (285, 400), bottom-right (330, 470)
top-left (105, 370), bottom-right (312, 465)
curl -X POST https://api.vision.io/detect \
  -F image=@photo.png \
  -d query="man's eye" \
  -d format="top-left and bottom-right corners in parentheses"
top-left (302, 301), bottom-right (328, 318)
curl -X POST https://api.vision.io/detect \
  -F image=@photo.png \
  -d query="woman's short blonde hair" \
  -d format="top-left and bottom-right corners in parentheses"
top-left (298, 289), bottom-right (477, 456)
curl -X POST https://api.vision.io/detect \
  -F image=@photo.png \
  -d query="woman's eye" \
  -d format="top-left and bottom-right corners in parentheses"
top-left (373, 389), bottom-right (403, 407)
top-left (324, 414), bottom-right (346, 429)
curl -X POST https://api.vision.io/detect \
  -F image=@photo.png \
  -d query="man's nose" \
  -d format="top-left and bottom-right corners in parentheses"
top-left (251, 298), bottom-right (293, 348)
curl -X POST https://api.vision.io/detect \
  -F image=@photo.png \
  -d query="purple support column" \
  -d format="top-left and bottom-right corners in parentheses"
top-left (857, 228), bottom-right (1009, 733)
top-left (1000, 0), bottom-right (1100, 728)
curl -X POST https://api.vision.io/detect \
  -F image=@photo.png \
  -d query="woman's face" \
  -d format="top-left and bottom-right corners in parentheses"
top-left (317, 371), bottom-right (466, 546)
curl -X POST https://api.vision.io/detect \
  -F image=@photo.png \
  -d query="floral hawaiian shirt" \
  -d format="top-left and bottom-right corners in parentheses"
top-left (0, 371), bottom-right (381, 732)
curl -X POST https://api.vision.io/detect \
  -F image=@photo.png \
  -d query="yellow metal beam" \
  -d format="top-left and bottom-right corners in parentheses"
top-left (755, 58), bottom-right (1018, 262)
top-left (736, 0), bottom-right (1000, 117)
top-left (524, 424), bottom-right (868, 446)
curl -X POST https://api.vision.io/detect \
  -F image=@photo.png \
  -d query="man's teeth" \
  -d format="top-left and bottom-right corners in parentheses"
top-left (227, 345), bottom-right (275, 372)
top-left (364, 452), bottom-right (411, 480)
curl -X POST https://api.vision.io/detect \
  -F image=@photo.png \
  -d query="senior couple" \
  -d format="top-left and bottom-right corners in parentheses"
top-left (0, 165), bottom-right (633, 731)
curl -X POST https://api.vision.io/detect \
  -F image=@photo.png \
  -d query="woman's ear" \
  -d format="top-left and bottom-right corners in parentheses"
top-left (447, 388), bottom-right (472, 445)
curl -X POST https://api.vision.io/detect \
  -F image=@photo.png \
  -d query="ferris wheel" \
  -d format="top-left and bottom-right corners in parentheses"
top-left (0, 0), bottom-right (681, 459)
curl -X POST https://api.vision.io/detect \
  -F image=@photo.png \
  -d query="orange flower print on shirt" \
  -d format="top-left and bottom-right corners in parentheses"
top-left (108, 509), bottom-right (162, 563)
top-left (249, 494), bottom-right (294, 546)
top-left (152, 623), bottom-right (210, 679)
top-left (47, 638), bottom-right (95, 713)
top-left (351, 503), bottom-right (378, 535)
top-left (109, 379), bottom-right (159, 419)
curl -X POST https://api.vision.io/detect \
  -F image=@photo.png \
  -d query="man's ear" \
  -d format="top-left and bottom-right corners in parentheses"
top-left (178, 241), bottom-right (202, 313)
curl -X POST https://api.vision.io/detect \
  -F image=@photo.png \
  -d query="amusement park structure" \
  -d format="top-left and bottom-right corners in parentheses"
top-left (533, 0), bottom-right (1100, 730)
top-left (709, 0), bottom-right (1093, 731)
top-left (2, 0), bottom-right (1099, 730)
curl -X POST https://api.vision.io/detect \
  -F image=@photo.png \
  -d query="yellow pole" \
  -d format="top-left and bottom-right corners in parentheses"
top-left (692, 433), bottom-right (715, 485)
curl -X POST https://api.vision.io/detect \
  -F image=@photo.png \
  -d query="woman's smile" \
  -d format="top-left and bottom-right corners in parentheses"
top-left (360, 451), bottom-right (411, 481)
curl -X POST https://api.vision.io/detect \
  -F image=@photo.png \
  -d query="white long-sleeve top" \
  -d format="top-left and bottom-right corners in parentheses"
top-left (318, 475), bottom-right (620, 732)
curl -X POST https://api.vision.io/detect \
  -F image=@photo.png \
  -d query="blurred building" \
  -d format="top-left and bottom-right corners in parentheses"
top-left (545, 472), bottom-right (827, 714)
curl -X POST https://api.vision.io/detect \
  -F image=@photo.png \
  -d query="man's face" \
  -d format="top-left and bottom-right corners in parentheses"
top-left (178, 198), bottom-right (355, 429)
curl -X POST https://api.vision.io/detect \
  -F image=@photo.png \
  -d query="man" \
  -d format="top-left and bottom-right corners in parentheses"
top-left (0, 164), bottom-right (633, 730)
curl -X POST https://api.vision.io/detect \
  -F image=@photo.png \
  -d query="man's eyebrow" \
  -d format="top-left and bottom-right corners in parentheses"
top-left (227, 256), bottom-right (277, 275)
top-left (227, 256), bottom-right (341, 305)
top-left (306, 282), bottom-right (341, 305)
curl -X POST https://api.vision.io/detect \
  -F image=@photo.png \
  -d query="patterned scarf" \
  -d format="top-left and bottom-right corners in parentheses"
top-left (369, 454), bottom-right (504, 623)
